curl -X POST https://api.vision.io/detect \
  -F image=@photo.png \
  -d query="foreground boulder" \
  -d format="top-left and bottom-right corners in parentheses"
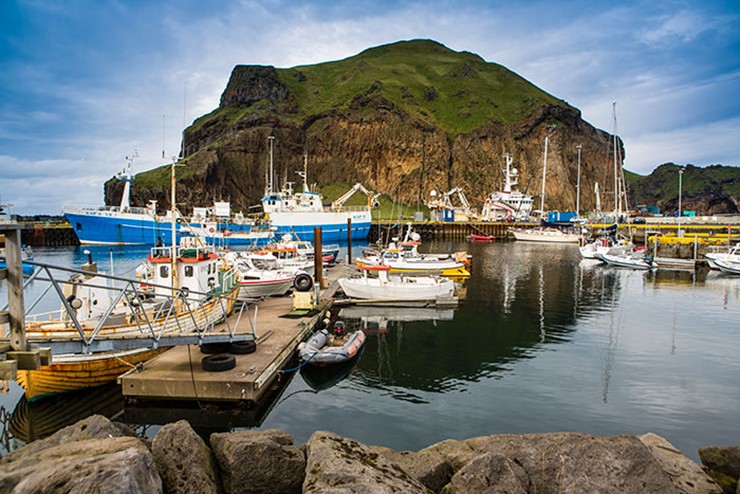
top-left (210, 429), bottom-right (305, 494)
top-left (699, 445), bottom-right (740, 494)
top-left (0, 436), bottom-right (160, 494)
top-left (0, 414), bottom-right (160, 493)
top-left (303, 431), bottom-right (431, 493)
top-left (152, 420), bottom-right (220, 494)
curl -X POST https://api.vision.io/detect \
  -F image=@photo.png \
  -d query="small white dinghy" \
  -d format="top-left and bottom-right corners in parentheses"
top-left (338, 265), bottom-right (455, 301)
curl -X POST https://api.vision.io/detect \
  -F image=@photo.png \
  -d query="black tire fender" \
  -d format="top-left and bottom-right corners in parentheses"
top-left (200, 342), bottom-right (231, 354)
top-left (202, 354), bottom-right (236, 372)
top-left (229, 340), bottom-right (257, 355)
top-left (294, 272), bottom-right (314, 292)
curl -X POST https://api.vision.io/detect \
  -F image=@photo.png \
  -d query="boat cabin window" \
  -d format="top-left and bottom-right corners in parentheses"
top-left (184, 265), bottom-right (194, 277)
top-left (159, 266), bottom-right (169, 278)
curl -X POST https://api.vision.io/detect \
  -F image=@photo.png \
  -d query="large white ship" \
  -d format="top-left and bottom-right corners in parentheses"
top-left (480, 154), bottom-right (534, 221)
top-left (260, 139), bottom-right (377, 243)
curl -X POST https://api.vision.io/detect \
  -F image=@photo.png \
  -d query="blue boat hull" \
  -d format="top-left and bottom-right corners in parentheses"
top-left (273, 221), bottom-right (371, 243)
top-left (65, 212), bottom-right (178, 245)
top-left (0, 261), bottom-right (35, 276)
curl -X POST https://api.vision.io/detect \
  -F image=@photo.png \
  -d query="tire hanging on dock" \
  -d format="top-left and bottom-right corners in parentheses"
top-left (294, 272), bottom-right (314, 292)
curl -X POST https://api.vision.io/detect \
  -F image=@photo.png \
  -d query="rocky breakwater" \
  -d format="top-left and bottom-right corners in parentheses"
top-left (1, 415), bottom-right (737, 493)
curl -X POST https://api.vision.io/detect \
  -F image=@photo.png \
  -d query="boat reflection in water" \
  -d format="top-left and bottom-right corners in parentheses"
top-left (338, 306), bottom-right (455, 334)
top-left (9, 383), bottom-right (124, 445)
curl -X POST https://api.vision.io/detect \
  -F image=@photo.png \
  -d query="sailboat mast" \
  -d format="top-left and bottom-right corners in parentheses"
top-left (612, 101), bottom-right (619, 218)
top-left (268, 136), bottom-right (275, 195)
top-left (540, 136), bottom-right (548, 216)
top-left (576, 144), bottom-right (582, 216)
top-left (170, 158), bottom-right (177, 292)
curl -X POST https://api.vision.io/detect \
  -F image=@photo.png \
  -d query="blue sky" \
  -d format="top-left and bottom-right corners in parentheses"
top-left (1, 0), bottom-right (739, 214)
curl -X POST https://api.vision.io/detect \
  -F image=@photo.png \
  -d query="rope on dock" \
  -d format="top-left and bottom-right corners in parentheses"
top-left (278, 351), bottom-right (317, 374)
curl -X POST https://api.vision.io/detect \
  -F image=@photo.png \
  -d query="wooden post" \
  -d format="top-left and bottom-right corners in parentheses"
top-left (347, 218), bottom-right (352, 265)
top-left (314, 227), bottom-right (325, 289)
top-left (4, 226), bottom-right (26, 351)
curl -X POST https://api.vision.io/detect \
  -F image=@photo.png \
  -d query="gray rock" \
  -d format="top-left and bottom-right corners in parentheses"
top-left (210, 429), bottom-right (304, 494)
top-left (639, 433), bottom-right (722, 494)
top-left (441, 452), bottom-right (527, 494)
top-left (152, 420), bottom-right (220, 494)
top-left (462, 432), bottom-right (677, 493)
top-left (1, 414), bottom-right (136, 464)
top-left (699, 445), bottom-right (740, 494)
top-left (0, 436), bottom-right (161, 494)
top-left (303, 431), bottom-right (432, 493)
top-left (371, 444), bottom-right (454, 493)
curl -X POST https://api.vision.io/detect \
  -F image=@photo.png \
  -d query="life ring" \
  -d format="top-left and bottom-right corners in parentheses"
top-left (287, 205), bottom-right (294, 211)
top-left (209, 227), bottom-right (215, 233)
top-left (201, 354), bottom-right (236, 372)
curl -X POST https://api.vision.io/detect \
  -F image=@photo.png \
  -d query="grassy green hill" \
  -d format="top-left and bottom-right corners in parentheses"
top-left (196, 39), bottom-right (567, 139)
top-left (626, 163), bottom-right (740, 213)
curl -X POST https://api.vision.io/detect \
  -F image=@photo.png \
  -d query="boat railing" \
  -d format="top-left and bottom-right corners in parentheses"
top-left (2, 259), bottom-right (255, 355)
top-left (63, 204), bottom-right (154, 215)
top-left (329, 205), bottom-right (368, 213)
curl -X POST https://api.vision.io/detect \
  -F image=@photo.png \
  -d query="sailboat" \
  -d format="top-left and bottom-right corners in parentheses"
top-left (511, 137), bottom-right (583, 243)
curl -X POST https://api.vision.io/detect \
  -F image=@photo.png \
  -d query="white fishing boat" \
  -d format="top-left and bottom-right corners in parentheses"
top-left (338, 265), bottom-right (455, 301)
top-left (713, 257), bottom-right (740, 275)
top-left (480, 153), bottom-right (534, 221)
top-left (578, 224), bottom-right (625, 259)
top-left (595, 247), bottom-right (656, 270)
top-left (224, 251), bottom-right (305, 299)
top-left (704, 243), bottom-right (740, 270)
top-left (358, 226), bottom-right (470, 277)
top-left (261, 140), bottom-right (379, 243)
top-left (184, 220), bottom-right (275, 248)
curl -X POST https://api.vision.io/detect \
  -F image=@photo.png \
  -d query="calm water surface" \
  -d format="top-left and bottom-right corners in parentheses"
top-left (2, 241), bottom-right (739, 461)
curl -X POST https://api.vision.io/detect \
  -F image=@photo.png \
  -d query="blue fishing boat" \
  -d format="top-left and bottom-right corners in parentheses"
top-left (62, 155), bottom-right (181, 245)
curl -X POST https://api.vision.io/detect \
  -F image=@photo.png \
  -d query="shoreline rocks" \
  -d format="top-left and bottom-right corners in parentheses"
top-left (1, 415), bottom-right (734, 493)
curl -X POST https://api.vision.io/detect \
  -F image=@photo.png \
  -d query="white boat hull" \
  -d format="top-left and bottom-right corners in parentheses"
top-left (338, 275), bottom-right (454, 300)
top-left (513, 229), bottom-right (581, 243)
top-left (238, 277), bottom-right (294, 298)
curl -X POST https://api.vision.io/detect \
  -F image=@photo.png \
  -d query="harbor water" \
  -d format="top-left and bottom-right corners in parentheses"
top-left (1, 241), bottom-right (739, 462)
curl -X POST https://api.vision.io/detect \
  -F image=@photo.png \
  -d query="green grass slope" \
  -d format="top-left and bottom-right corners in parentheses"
top-left (205, 39), bottom-right (568, 138)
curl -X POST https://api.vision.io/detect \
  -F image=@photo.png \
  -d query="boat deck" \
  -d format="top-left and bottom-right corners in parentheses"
top-left (119, 263), bottom-right (357, 403)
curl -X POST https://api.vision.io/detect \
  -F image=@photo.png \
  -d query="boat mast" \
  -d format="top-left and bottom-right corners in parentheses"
top-left (119, 151), bottom-right (138, 211)
top-left (612, 102), bottom-right (619, 219)
top-left (576, 144), bottom-right (582, 216)
top-left (268, 135), bottom-right (275, 195)
top-left (170, 157), bottom-right (178, 293)
top-left (540, 136), bottom-right (548, 216)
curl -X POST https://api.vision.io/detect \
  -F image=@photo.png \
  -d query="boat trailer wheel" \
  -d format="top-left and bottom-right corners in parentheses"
top-left (201, 354), bottom-right (236, 372)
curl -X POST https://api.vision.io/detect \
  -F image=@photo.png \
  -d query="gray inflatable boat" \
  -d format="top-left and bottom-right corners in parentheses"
top-left (298, 329), bottom-right (367, 365)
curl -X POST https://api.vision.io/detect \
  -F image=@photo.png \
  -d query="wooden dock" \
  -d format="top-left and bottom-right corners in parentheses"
top-left (119, 263), bottom-right (357, 404)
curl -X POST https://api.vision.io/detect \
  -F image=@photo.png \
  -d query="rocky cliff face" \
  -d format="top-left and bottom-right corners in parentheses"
top-left (107, 40), bottom-right (626, 215)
